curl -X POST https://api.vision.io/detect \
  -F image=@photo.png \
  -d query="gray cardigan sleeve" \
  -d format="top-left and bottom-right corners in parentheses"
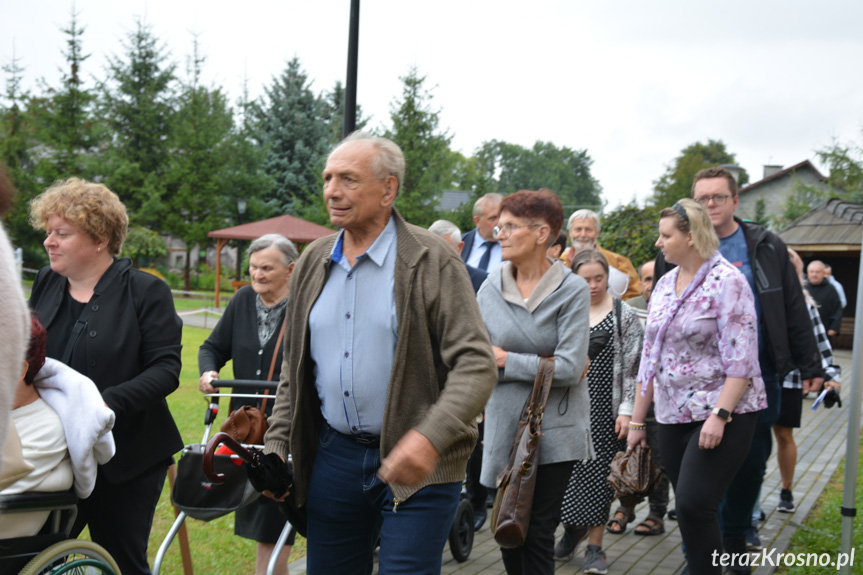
top-left (614, 301), bottom-right (643, 416)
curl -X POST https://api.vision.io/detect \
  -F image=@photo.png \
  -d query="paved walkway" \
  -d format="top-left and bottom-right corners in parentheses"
top-left (286, 350), bottom-right (858, 575)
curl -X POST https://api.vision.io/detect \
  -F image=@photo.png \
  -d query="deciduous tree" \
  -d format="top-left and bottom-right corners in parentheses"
top-left (651, 139), bottom-right (749, 208)
top-left (599, 203), bottom-right (660, 270)
top-left (475, 140), bottom-right (603, 213)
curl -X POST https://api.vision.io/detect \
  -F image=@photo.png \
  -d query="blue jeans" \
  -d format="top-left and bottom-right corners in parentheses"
top-left (720, 378), bottom-right (781, 536)
top-left (305, 423), bottom-right (461, 575)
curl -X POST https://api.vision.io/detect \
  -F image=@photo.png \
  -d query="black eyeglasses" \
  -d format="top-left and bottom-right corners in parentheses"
top-left (695, 194), bottom-right (732, 206)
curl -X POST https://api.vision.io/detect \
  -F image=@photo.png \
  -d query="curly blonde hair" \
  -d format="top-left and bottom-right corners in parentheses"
top-left (30, 178), bottom-right (129, 255)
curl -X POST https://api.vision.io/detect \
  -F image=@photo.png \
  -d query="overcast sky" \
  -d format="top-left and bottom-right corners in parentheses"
top-left (2, 0), bottom-right (862, 209)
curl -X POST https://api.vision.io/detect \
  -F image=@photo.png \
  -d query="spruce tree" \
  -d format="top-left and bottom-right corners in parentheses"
top-left (30, 10), bottom-right (103, 183)
top-left (1, 47), bottom-right (47, 268)
top-left (251, 57), bottom-right (329, 214)
top-left (385, 67), bottom-right (455, 227)
top-left (163, 38), bottom-right (233, 290)
top-left (101, 17), bottom-right (177, 223)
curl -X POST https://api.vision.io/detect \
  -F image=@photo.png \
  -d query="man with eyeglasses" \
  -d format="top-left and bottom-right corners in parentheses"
top-left (653, 166), bottom-right (824, 574)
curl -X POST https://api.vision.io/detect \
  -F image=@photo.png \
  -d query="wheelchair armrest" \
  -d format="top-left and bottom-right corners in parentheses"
top-left (0, 491), bottom-right (77, 512)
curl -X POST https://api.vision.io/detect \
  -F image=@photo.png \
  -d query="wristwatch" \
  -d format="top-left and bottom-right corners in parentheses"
top-left (711, 407), bottom-right (733, 422)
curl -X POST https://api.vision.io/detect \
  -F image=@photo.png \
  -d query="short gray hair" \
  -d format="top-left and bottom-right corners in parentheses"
top-left (336, 131), bottom-right (405, 197)
top-left (429, 220), bottom-right (461, 245)
top-left (248, 233), bottom-right (299, 266)
top-left (473, 193), bottom-right (503, 217)
top-left (568, 209), bottom-right (601, 233)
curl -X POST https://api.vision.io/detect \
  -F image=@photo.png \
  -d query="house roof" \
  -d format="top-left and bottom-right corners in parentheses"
top-left (207, 214), bottom-right (334, 244)
top-left (778, 198), bottom-right (863, 250)
top-left (436, 190), bottom-right (471, 212)
top-left (738, 160), bottom-right (826, 195)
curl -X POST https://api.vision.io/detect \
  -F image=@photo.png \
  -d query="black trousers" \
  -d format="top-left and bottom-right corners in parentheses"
top-left (467, 420), bottom-right (488, 513)
top-left (71, 461), bottom-right (170, 575)
top-left (500, 461), bottom-right (574, 575)
top-left (657, 413), bottom-right (757, 575)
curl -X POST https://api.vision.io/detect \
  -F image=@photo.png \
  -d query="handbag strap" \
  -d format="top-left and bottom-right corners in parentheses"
top-left (526, 357), bottom-right (555, 426)
top-left (260, 311), bottom-right (288, 413)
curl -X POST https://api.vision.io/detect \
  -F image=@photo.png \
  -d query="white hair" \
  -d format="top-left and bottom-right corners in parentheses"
top-left (568, 209), bottom-right (601, 233)
top-left (248, 234), bottom-right (299, 266)
top-left (429, 220), bottom-right (461, 246)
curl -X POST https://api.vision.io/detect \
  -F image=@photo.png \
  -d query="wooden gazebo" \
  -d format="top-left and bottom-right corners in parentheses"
top-left (778, 198), bottom-right (863, 348)
top-left (208, 214), bottom-right (334, 307)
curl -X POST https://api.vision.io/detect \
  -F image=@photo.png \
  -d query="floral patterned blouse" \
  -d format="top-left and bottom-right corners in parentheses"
top-left (639, 252), bottom-right (767, 424)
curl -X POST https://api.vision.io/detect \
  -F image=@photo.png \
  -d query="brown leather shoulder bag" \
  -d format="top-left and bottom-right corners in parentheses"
top-left (219, 314), bottom-right (286, 445)
top-left (490, 356), bottom-right (555, 548)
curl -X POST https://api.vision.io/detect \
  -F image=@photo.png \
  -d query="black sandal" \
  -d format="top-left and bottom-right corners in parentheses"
top-left (634, 515), bottom-right (665, 536)
top-left (605, 507), bottom-right (635, 534)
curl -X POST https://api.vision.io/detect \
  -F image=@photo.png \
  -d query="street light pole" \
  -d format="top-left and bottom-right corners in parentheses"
top-left (235, 197), bottom-right (247, 281)
top-left (343, 0), bottom-right (359, 138)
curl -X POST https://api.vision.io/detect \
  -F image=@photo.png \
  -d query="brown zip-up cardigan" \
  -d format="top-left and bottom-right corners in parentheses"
top-left (264, 210), bottom-right (498, 505)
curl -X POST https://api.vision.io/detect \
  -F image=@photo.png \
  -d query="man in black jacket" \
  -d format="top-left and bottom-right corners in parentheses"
top-left (654, 167), bottom-right (824, 573)
top-left (806, 260), bottom-right (843, 337)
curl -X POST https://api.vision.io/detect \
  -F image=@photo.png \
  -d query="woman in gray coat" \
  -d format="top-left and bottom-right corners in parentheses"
top-left (478, 189), bottom-right (591, 575)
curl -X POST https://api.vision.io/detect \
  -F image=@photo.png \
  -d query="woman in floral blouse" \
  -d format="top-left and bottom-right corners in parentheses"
top-left (627, 199), bottom-right (766, 575)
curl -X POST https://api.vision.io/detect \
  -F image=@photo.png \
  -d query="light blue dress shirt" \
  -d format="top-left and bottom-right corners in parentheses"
top-left (309, 217), bottom-right (398, 436)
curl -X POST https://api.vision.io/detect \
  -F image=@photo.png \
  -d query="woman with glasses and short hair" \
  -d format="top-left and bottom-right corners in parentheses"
top-left (627, 199), bottom-right (766, 574)
top-left (477, 189), bottom-right (591, 575)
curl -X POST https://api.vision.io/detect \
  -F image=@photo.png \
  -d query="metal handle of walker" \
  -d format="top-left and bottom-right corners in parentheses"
top-left (209, 379), bottom-right (280, 392)
top-left (202, 432), bottom-right (262, 484)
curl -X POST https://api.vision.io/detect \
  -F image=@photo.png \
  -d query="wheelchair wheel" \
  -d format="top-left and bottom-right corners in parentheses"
top-left (448, 498), bottom-right (474, 563)
top-left (19, 539), bottom-right (121, 575)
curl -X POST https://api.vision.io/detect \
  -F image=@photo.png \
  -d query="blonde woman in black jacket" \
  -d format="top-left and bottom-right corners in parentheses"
top-left (30, 178), bottom-right (182, 575)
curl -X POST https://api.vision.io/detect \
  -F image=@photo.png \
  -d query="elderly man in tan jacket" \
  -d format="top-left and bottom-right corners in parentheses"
top-left (560, 209), bottom-right (641, 300)
top-left (264, 132), bottom-right (497, 575)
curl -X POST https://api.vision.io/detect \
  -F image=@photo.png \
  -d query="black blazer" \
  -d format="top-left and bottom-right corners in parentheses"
top-left (198, 285), bottom-right (285, 413)
top-left (30, 258), bottom-right (184, 484)
top-left (460, 228), bottom-right (480, 263)
top-left (466, 264), bottom-right (487, 294)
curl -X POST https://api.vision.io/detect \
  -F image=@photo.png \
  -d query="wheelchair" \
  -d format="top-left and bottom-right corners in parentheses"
top-left (0, 490), bottom-right (120, 574)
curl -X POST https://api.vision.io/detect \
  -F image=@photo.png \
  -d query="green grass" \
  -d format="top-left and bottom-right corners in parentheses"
top-left (171, 291), bottom-right (233, 312)
top-left (777, 434), bottom-right (863, 574)
top-left (80, 326), bottom-right (306, 573)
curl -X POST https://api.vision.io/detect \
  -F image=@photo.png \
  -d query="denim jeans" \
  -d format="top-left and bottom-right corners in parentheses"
top-left (720, 378), bottom-right (780, 536)
top-left (305, 423), bottom-right (461, 575)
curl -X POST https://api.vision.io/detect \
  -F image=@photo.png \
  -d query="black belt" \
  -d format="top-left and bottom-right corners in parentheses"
top-left (327, 423), bottom-right (380, 448)
top-left (348, 434), bottom-right (380, 448)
